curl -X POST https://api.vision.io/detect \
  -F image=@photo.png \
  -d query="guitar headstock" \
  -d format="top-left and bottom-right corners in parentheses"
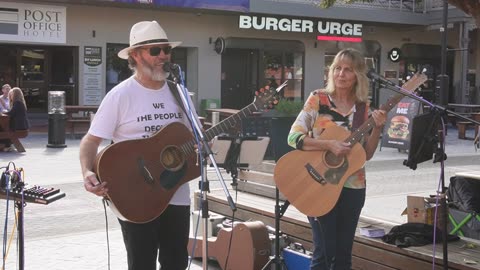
top-left (253, 80), bottom-right (288, 110)
top-left (401, 72), bottom-right (428, 93)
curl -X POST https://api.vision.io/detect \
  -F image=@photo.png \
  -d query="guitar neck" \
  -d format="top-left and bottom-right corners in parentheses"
top-left (345, 77), bottom-right (422, 145)
top-left (346, 93), bottom-right (404, 145)
top-left (182, 103), bottom-right (259, 155)
top-left (204, 103), bottom-right (258, 141)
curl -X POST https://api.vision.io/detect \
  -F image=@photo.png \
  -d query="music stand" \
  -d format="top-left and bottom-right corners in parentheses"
top-left (211, 136), bottom-right (270, 185)
top-left (403, 111), bottom-right (442, 170)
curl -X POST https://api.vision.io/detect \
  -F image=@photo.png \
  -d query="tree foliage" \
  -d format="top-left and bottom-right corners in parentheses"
top-left (318, 0), bottom-right (479, 27)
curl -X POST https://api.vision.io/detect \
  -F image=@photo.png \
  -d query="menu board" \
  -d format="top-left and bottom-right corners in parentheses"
top-left (83, 46), bottom-right (103, 105)
top-left (381, 97), bottom-right (421, 151)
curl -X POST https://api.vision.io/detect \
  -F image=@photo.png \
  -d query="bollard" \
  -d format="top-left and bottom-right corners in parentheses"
top-left (46, 91), bottom-right (67, 148)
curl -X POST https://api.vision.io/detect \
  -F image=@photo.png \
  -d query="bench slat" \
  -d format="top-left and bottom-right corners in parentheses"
top-left (0, 130), bottom-right (28, 139)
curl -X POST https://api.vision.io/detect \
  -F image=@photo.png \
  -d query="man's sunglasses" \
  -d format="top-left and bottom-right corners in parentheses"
top-left (143, 46), bottom-right (172, 56)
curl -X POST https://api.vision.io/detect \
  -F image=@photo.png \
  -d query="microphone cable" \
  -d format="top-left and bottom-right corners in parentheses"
top-left (101, 198), bottom-right (111, 270)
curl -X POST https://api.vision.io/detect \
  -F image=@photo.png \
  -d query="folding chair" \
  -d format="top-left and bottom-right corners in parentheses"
top-left (447, 173), bottom-right (480, 239)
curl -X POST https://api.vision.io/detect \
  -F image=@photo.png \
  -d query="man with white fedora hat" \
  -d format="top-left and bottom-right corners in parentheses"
top-left (80, 20), bottom-right (196, 270)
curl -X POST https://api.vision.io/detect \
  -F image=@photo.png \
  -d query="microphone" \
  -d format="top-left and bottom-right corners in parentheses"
top-left (162, 62), bottom-right (179, 73)
top-left (367, 69), bottom-right (396, 87)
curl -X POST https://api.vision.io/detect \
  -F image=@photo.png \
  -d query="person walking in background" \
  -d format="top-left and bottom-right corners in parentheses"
top-left (287, 48), bottom-right (387, 270)
top-left (79, 20), bottom-right (196, 270)
top-left (0, 84), bottom-right (11, 113)
top-left (0, 87), bottom-right (29, 152)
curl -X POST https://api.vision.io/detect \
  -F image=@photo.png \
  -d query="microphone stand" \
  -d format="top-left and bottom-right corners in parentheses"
top-left (370, 71), bottom-right (480, 270)
top-left (168, 65), bottom-right (236, 270)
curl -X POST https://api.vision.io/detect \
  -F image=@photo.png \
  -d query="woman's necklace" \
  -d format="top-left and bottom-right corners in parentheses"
top-left (332, 96), bottom-right (355, 115)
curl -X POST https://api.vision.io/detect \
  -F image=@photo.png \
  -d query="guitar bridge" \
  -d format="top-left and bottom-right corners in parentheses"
top-left (305, 163), bottom-right (327, 185)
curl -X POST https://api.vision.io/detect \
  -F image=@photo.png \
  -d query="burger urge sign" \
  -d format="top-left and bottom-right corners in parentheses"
top-left (380, 97), bottom-right (421, 151)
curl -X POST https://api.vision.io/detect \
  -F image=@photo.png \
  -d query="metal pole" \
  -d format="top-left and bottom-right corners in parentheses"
top-left (440, 2), bottom-right (449, 268)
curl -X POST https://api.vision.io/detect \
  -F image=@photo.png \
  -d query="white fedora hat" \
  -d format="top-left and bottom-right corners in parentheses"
top-left (118, 20), bottom-right (182, 59)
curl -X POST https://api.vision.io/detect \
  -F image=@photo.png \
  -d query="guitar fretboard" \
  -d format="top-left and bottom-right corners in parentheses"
top-left (180, 103), bottom-right (259, 156)
top-left (345, 74), bottom-right (426, 145)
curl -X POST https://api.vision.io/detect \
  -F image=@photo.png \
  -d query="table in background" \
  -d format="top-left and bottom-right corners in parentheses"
top-left (204, 108), bottom-right (241, 127)
top-left (64, 106), bottom-right (98, 138)
top-left (0, 115), bottom-right (28, 152)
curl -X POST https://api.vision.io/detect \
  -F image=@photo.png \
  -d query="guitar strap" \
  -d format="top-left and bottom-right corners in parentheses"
top-left (166, 80), bottom-right (201, 130)
top-left (166, 80), bottom-right (187, 114)
top-left (352, 102), bottom-right (367, 132)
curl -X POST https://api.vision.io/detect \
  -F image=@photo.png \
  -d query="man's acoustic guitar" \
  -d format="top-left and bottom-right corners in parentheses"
top-left (94, 81), bottom-right (287, 223)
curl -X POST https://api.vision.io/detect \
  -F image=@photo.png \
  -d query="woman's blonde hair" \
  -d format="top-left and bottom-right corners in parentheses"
top-left (325, 48), bottom-right (369, 102)
top-left (8, 87), bottom-right (27, 109)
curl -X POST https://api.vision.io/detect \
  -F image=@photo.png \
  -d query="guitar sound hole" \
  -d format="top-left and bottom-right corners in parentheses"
top-left (160, 145), bottom-right (185, 172)
top-left (323, 151), bottom-right (344, 169)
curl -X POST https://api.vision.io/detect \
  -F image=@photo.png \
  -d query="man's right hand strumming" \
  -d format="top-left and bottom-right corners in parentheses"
top-left (83, 170), bottom-right (108, 197)
top-left (80, 133), bottom-right (107, 197)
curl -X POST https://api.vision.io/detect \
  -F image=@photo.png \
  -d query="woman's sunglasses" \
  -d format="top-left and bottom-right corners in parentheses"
top-left (143, 46), bottom-right (172, 56)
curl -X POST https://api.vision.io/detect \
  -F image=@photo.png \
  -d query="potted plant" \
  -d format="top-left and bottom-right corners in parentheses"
top-left (270, 99), bottom-right (304, 161)
top-left (273, 99), bottom-right (304, 117)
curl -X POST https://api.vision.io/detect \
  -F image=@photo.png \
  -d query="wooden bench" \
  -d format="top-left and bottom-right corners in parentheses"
top-left (198, 164), bottom-right (480, 270)
top-left (0, 129), bottom-right (28, 152)
top-left (457, 121), bottom-right (478, 140)
top-left (65, 106), bottom-right (98, 138)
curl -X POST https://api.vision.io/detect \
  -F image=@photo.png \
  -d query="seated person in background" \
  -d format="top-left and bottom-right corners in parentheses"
top-left (0, 87), bottom-right (29, 152)
top-left (0, 84), bottom-right (11, 112)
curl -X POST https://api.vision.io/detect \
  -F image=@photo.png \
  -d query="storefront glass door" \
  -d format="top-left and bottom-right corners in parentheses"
top-left (19, 48), bottom-right (47, 110)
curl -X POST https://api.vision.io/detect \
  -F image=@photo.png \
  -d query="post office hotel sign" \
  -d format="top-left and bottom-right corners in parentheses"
top-left (0, 1), bottom-right (66, 44)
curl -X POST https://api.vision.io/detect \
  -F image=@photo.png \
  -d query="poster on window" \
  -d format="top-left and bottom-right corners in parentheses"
top-left (83, 46), bottom-right (103, 105)
top-left (380, 96), bottom-right (421, 151)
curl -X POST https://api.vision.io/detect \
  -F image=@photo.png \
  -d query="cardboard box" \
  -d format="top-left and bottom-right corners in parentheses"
top-left (191, 211), bottom-right (225, 237)
top-left (405, 196), bottom-right (445, 225)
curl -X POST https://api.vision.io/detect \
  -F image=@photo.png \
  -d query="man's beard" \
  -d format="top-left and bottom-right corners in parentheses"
top-left (138, 57), bottom-right (169, 81)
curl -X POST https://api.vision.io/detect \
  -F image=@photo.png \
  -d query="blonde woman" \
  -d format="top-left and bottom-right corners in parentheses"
top-left (288, 48), bottom-right (387, 270)
top-left (0, 87), bottom-right (29, 151)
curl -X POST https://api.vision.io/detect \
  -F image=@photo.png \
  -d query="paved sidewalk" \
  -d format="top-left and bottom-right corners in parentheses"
top-left (0, 126), bottom-right (478, 270)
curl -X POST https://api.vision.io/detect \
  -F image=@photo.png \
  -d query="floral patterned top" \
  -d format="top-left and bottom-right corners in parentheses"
top-left (287, 90), bottom-right (371, 189)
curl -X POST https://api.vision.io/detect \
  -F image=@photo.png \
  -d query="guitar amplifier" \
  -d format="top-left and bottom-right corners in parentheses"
top-left (282, 246), bottom-right (311, 270)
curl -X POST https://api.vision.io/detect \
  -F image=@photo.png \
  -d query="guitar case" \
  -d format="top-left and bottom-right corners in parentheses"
top-left (188, 220), bottom-right (270, 270)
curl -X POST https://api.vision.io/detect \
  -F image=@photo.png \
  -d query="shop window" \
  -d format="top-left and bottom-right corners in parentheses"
top-left (21, 49), bottom-right (45, 82)
top-left (106, 43), bottom-right (187, 92)
top-left (106, 43), bottom-right (131, 92)
top-left (263, 51), bottom-right (303, 100)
